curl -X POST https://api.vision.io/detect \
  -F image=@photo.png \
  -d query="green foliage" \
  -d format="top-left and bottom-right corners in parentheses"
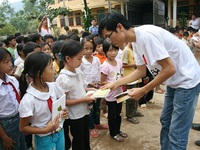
top-left (81, 0), bottom-right (93, 31)
top-left (178, 12), bottom-right (188, 27)
top-left (10, 18), bottom-right (29, 34)
top-left (0, 23), bottom-right (16, 36)
top-left (0, 0), bottom-right (14, 22)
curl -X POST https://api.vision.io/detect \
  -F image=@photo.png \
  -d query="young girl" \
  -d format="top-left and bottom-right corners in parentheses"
top-left (100, 40), bottom-right (128, 142)
top-left (80, 35), bottom-right (108, 138)
top-left (0, 48), bottom-right (26, 150)
top-left (56, 39), bottom-right (96, 150)
top-left (41, 42), bottom-right (52, 56)
top-left (18, 51), bottom-right (68, 150)
top-left (52, 40), bottom-right (72, 150)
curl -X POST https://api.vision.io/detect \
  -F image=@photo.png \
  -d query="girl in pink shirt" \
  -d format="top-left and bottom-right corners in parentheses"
top-left (100, 40), bottom-right (128, 142)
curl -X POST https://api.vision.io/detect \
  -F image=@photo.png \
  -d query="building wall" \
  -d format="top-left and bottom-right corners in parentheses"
top-left (50, 0), bottom-right (122, 33)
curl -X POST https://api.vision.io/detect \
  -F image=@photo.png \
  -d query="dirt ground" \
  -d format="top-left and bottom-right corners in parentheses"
top-left (89, 50), bottom-right (200, 150)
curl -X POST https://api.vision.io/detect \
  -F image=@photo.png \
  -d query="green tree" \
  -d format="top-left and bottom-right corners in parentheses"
top-left (81, 0), bottom-right (93, 31)
top-left (0, 0), bottom-right (14, 22)
top-left (0, 23), bottom-right (16, 36)
top-left (178, 11), bottom-right (188, 28)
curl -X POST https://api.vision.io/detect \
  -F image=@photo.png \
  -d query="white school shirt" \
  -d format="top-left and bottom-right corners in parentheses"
top-left (79, 56), bottom-right (101, 85)
top-left (0, 74), bottom-right (19, 118)
top-left (14, 57), bottom-right (24, 67)
top-left (56, 69), bottom-right (89, 120)
top-left (18, 82), bottom-right (64, 136)
top-left (39, 28), bottom-right (51, 36)
top-left (132, 25), bottom-right (200, 89)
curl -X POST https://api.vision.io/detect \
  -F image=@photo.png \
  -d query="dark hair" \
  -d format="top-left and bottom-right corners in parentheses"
top-left (59, 40), bottom-right (82, 70)
top-left (0, 47), bottom-right (11, 61)
top-left (98, 11), bottom-right (132, 37)
top-left (23, 42), bottom-right (41, 57)
top-left (5, 35), bottom-right (15, 46)
top-left (81, 35), bottom-right (95, 52)
top-left (41, 42), bottom-right (51, 49)
top-left (16, 44), bottom-right (24, 56)
top-left (70, 34), bottom-right (80, 42)
top-left (57, 34), bottom-right (70, 41)
top-left (52, 40), bottom-right (65, 58)
top-left (43, 34), bottom-right (54, 42)
top-left (103, 40), bottom-right (118, 57)
top-left (23, 36), bottom-right (30, 44)
top-left (15, 32), bottom-right (22, 37)
top-left (0, 42), bottom-right (4, 47)
top-left (19, 51), bottom-right (52, 97)
top-left (16, 35), bottom-right (24, 44)
top-left (183, 31), bottom-right (189, 37)
top-left (60, 40), bottom-right (82, 59)
top-left (82, 31), bottom-right (91, 38)
top-left (94, 37), bottom-right (104, 45)
top-left (30, 33), bottom-right (42, 43)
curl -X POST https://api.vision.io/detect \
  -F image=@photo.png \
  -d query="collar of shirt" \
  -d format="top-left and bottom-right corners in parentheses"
top-left (26, 82), bottom-right (54, 100)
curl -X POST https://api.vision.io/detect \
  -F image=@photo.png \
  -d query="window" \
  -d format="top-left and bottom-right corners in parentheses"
top-left (68, 13), bottom-right (74, 26)
top-left (60, 18), bottom-right (65, 27)
top-left (75, 13), bottom-right (81, 26)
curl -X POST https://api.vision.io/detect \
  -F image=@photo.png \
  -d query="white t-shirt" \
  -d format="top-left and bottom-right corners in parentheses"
top-left (39, 28), bottom-right (51, 36)
top-left (14, 57), bottom-right (24, 67)
top-left (189, 19), bottom-right (200, 30)
top-left (79, 56), bottom-right (101, 86)
top-left (0, 74), bottom-right (19, 117)
top-left (56, 69), bottom-right (89, 120)
top-left (132, 25), bottom-right (200, 89)
top-left (18, 82), bottom-right (64, 136)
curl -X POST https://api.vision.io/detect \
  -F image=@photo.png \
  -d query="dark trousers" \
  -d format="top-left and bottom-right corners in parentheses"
top-left (88, 98), bottom-right (101, 129)
top-left (70, 115), bottom-right (90, 150)
top-left (63, 119), bottom-right (71, 150)
top-left (126, 83), bottom-right (140, 118)
top-left (106, 101), bottom-right (122, 137)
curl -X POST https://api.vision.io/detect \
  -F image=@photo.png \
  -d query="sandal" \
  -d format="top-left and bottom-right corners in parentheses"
top-left (90, 129), bottom-right (99, 138)
top-left (119, 132), bottom-right (128, 138)
top-left (95, 124), bottom-right (108, 130)
top-left (112, 134), bottom-right (124, 142)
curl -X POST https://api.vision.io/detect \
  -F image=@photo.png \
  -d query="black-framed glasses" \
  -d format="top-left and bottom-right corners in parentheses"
top-left (105, 31), bottom-right (114, 42)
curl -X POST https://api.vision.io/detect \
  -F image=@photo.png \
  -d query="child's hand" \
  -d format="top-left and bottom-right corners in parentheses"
top-left (61, 108), bottom-right (68, 120)
top-left (2, 136), bottom-right (15, 150)
top-left (45, 116), bottom-right (59, 133)
top-left (83, 94), bottom-right (96, 104)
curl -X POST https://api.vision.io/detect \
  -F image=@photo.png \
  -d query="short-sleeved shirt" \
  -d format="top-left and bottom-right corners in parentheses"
top-left (132, 25), bottom-right (200, 89)
top-left (18, 82), bottom-right (64, 136)
top-left (95, 53), bottom-right (106, 64)
top-left (121, 46), bottom-right (135, 77)
top-left (39, 27), bottom-right (51, 36)
top-left (0, 74), bottom-right (19, 117)
top-left (79, 56), bottom-right (101, 85)
top-left (56, 69), bottom-right (89, 120)
top-left (100, 59), bottom-right (123, 101)
top-left (89, 25), bottom-right (98, 35)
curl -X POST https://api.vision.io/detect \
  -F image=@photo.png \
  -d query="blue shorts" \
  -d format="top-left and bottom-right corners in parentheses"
top-left (34, 129), bottom-right (65, 150)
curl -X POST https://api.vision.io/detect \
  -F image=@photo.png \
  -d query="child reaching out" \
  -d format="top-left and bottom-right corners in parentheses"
top-left (56, 40), bottom-right (96, 150)
top-left (18, 51), bottom-right (68, 150)
top-left (100, 40), bottom-right (128, 142)
top-left (0, 48), bottom-right (26, 150)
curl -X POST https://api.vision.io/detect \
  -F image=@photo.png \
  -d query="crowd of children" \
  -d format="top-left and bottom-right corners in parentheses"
top-left (1, 20), bottom-right (200, 150)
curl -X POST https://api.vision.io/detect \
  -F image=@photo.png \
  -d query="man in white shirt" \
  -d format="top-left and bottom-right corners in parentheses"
top-left (98, 11), bottom-right (200, 150)
top-left (189, 14), bottom-right (200, 32)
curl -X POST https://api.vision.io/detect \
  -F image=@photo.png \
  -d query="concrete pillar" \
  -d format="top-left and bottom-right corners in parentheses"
top-left (173, 0), bottom-right (177, 27)
top-left (168, 0), bottom-right (171, 27)
top-left (121, 1), bottom-right (124, 15)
